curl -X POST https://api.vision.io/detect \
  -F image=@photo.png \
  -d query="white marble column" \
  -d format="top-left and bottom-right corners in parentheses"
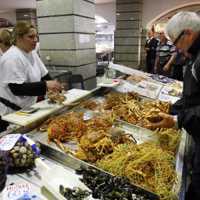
top-left (36, 0), bottom-right (96, 89)
top-left (16, 9), bottom-right (37, 26)
top-left (114, 0), bottom-right (143, 68)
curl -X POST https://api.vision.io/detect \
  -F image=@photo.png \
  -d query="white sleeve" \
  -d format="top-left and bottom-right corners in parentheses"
top-left (0, 57), bottom-right (28, 84)
top-left (34, 51), bottom-right (48, 78)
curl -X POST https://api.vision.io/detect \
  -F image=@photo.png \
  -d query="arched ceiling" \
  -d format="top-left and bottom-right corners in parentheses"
top-left (154, 3), bottom-right (200, 24)
top-left (146, 2), bottom-right (200, 30)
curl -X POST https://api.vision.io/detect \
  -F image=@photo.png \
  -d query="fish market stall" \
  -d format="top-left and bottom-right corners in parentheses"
top-left (10, 87), bottom-right (186, 200)
top-left (0, 77), bottom-right (186, 200)
top-left (107, 62), bottom-right (183, 103)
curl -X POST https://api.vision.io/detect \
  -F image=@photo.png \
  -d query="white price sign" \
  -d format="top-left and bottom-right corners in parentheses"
top-left (79, 34), bottom-right (90, 43)
top-left (3, 183), bottom-right (31, 200)
top-left (0, 134), bottom-right (21, 151)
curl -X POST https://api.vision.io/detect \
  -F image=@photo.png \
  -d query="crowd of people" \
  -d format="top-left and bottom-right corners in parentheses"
top-left (145, 25), bottom-right (188, 81)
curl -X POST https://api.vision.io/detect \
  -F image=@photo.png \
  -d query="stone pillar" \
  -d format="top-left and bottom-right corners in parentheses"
top-left (16, 9), bottom-right (37, 26)
top-left (36, 0), bottom-right (96, 89)
top-left (140, 29), bottom-right (147, 71)
top-left (114, 0), bottom-right (143, 68)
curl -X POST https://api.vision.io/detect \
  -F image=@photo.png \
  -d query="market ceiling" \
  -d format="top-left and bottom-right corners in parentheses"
top-left (95, 0), bottom-right (115, 3)
top-left (0, 0), bottom-right (115, 11)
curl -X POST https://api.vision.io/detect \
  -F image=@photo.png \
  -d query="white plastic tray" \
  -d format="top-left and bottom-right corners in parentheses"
top-left (2, 89), bottom-right (90, 126)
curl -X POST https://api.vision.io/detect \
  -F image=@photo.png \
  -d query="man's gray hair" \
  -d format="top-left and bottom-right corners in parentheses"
top-left (165, 11), bottom-right (200, 42)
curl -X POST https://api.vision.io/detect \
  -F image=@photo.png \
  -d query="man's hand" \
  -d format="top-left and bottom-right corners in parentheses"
top-left (163, 64), bottom-right (170, 72)
top-left (146, 112), bottom-right (176, 129)
top-left (154, 66), bottom-right (157, 73)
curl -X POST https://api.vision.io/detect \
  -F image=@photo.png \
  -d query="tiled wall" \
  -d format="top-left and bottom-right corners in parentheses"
top-left (16, 9), bottom-right (37, 26)
top-left (114, 0), bottom-right (143, 68)
top-left (36, 0), bottom-right (96, 89)
top-left (140, 29), bottom-right (147, 70)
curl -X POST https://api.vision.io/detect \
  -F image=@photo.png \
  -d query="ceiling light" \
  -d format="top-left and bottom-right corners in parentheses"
top-left (95, 15), bottom-right (108, 24)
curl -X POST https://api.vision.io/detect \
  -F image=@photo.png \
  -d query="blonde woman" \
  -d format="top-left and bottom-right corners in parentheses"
top-left (0, 29), bottom-right (12, 56)
top-left (0, 21), bottom-right (62, 132)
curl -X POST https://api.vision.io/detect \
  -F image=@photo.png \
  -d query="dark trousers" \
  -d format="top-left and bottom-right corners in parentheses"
top-left (0, 117), bottom-right (8, 133)
top-left (157, 66), bottom-right (171, 77)
top-left (172, 65), bottom-right (183, 81)
top-left (186, 138), bottom-right (200, 200)
top-left (156, 61), bottom-right (172, 77)
top-left (146, 57), bottom-right (155, 73)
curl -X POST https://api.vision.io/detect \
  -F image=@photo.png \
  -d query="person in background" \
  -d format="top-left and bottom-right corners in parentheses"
top-left (0, 29), bottom-right (12, 56)
top-left (147, 11), bottom-right (200, 200)
top-left (0, 21), bottom-right (62, 132)
top-left (154, 31), bottom-right (176, 77)
top-left (0, 29), bottom-right (13, 131)
top-left (145, 30), bottom-right (158, 73)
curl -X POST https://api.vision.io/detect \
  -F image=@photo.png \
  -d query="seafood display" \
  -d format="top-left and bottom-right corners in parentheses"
top-left (104, 92), bottom-right (171, 130)
top-left (8, 140), bottom-right (39, 171)
top-left (59, 185), bottom-right (90, 200)
top-left (76, 125), bottom-right (136, 162)
top-left (41, 111), bottom-right (136, 162)
top-left (0, 60), bottom-right (186, 200)
top-left (37, 109), bottom-right (180, 199)
top-left (80, 99), bottom-right (99, 110)
top-left (155, 128), bottom-right (181, 154)
top-left (28, 87), bottom-right (183, 199)
top-left (76, 166), bottom-right (158, 200)
top-left (47, 112), bottom-right (87, 143)
top-left (47, 90), bottom-right (66, 104)
top-left (53, 91), bottom-right (171, 131)
top-left (97, 143), bottom-right (177, 200)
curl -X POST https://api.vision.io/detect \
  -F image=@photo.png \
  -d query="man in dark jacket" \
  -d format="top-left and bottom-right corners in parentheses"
top-left (145, 30), bottom-right (158, 73)
top-left (146, 11), bottom-right (200, 200)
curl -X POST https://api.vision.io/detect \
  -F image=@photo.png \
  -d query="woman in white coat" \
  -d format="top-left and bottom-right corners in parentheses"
top-left (0, 29), bottom-right (12, 56)
top-left (0, 21), bottom-right (62, 132)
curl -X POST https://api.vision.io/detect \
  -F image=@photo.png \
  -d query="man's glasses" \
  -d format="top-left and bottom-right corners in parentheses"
top-left (173, 31), bottom-right (185, 45)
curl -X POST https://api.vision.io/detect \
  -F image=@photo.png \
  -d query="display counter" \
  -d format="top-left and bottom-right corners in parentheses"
top-left (0, 65), bottom-right (187, 200)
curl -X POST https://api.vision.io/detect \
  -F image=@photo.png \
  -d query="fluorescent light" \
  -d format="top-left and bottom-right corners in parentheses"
top-left (95, 15), bottom-right (108, 24)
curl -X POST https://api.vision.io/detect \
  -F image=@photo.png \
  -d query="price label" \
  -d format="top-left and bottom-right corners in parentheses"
top-left (3, 183), bottom-right (31, 200)
top-left (0, 134), bottom-right (21, 151)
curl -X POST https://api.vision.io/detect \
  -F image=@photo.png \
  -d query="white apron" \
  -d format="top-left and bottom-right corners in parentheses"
top-left (0, 46), bottom-right (48, 115)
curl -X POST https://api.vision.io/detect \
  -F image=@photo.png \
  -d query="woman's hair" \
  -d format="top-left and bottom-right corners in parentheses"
top-left (165, 11), bottom-right (200, 42)
top-left (12, 21), bottom-right (35, 44)
top-left (0, 29), bottom-right (12, 47)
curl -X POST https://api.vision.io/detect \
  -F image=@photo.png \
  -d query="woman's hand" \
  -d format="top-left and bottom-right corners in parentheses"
top-left (46, 80), bottom-right (62, 92)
